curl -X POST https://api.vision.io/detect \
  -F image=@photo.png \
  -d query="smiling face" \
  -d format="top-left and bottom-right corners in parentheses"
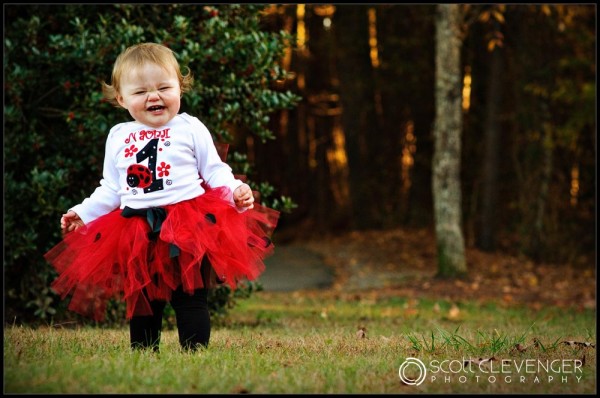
top-left (116, 62), bottom-right (181, 128)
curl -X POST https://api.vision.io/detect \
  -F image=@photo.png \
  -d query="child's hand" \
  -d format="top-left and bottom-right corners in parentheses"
top-left (61, 210), bottom-right (84, 235)
top-left (233, 183), bottom-right (254, 209)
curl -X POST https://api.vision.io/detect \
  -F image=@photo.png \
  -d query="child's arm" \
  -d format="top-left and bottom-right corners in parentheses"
top-left (61, 210), bottom-right (84, 235)
top-left (233, 183), bottom-right (255, 209)
top-left (190, 117), bottom-right (249, 204)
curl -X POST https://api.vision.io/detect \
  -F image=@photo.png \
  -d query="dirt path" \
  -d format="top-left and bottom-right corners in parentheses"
top-left (261, 228), bottom-right (596, 311)
top-left (260, 246), bottom-right (335, 291)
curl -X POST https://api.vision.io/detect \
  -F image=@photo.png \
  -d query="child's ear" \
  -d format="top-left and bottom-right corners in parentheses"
top-left (116, 94), bottom-right (127, 109)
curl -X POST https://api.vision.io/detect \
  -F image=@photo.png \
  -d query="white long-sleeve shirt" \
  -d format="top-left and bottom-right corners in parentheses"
top-left (71, 113), bottom-right (243, 224)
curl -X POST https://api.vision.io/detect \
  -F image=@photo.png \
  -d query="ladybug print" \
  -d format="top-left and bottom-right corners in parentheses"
top-left (127, 164), bottom-right (153, 188)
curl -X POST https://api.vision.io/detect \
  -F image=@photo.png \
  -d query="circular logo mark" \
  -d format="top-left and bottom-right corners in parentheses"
top-left (398, 357), bottom-right (427, 386)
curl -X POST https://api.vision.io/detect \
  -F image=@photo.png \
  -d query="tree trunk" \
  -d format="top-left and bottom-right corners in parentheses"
top-left (479, 38), bottom-right (503, 251)
top-left (530, 108), bottom-right (554, 261)
top-left (432, 4), bottom-right (467, 277)
top-left (306, 7), bottom-right (350, 229)
top-left (334, 5), bottom-right (380, 229)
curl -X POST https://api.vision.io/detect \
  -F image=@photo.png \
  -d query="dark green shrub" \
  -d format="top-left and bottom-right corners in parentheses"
top-left (4, 4), bottom-right (299, 326)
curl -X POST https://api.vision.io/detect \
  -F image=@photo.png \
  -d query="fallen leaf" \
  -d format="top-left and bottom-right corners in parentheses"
top-left (447, 304), bottom-right (460, 320)
top-left (526, 273), bottom-right (538, 287)
top-left (404, 308), bottom-right (419, 317)
top-left (356, 327), bottom-right (367, 339)
top-left (464, 356), bottom-right (496, 369)
top-left (231, 384), bottom-right (250, 394)
top-left (563, 341), bottom-right (595, 348)
top-left (513, 343), bottom-right (527, 353)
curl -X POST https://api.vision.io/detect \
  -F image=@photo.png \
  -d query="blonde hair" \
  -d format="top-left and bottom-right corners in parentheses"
top-left (102, 43), bottom-right (194, 107)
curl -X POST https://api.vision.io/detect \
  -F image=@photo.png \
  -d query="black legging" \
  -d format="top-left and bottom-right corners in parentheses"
top-left (130, 286), bottom-right (211, 352)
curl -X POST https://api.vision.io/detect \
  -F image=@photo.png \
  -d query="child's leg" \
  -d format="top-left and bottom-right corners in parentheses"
top-left (129, 299), bottom-right (167, 352)
top-left (170, 285), bottom-right (211, 350)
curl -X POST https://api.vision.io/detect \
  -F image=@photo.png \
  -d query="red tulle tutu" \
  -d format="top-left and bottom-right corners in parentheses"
top-left (44, 187), bottom-right (279, 321)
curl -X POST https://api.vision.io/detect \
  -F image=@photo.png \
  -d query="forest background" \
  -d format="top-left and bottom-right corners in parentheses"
top-left (3, 4), bottom-right (596, 325)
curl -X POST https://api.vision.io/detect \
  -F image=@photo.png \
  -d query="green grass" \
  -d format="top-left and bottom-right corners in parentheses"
top-left (4, 291), bottom-right (596, 394)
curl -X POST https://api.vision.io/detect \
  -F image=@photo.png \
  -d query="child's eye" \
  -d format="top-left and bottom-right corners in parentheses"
top-left (159, 87), bottom-right (170, 91)
top-left (135, 91), bottom-right (146, 95)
